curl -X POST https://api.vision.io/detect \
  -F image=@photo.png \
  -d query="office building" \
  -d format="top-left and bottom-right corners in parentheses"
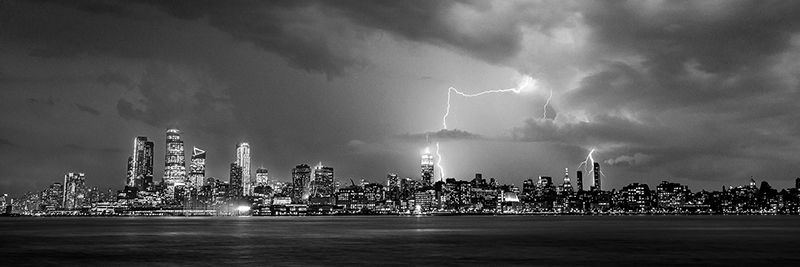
top-left (255, 168), bottom-right (269, 187)
top-left (236, 142), bottom-right (251, 196)
top-left (189, 147), bottom-right (206, 187)
top-left (229, 163), bottom-right (243, 198)
top-left (421, 147), bottom-right (435, 185)
top-left (292, 164), bottom-right (312, 203)
top-left (126, 136), bottom-right (154, 190)
top-left (163, 129), bottom-right (187, 192)
top-left (311, 163), bottom-right (334, 197)
top-left (592, 162), bottom-right (601, 191)
top-left (62, 172), bottom-right (86, 210)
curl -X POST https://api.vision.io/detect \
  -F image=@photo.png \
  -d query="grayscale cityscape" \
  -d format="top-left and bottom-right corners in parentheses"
top-left (2, 0), bottom-right (800, 265)
top-left (4, 127), bottom-right (800, 217)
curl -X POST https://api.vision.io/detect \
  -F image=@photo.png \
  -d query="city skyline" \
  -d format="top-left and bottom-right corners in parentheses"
top-left (4, 1), bottom-right (800, 195)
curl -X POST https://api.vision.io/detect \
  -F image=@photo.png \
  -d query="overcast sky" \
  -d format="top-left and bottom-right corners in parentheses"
top-left (2, 0), bottom-right (800, 194)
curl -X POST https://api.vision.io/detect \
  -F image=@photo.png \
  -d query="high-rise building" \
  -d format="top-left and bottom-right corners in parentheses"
top-left (163, 129), bottom-right (187, 192)
top-left (255, 168), bottom-right (269, 187)
top-left (291, 164), bottom-right (312, 203)
top-left (189, 147), bottom-right (206, 188)
top-left (576, 170), bottom-right (583, 191)
top-left (62, 172), bottom-right (86, 210)
top-left (126, 136), bottom-right (154, 190)
top-left (311, 163), bottom-right (334, 197)
top-left (387, 173), bottom-right (399, 188)
top-left (421, 147), bottom-right (435, 185)
top-left (592, 162), bottom-right (601, 191)
top-left (236, 142), bottom-right (251, 196)
top-left (387, 173), bottom-right (400, 202)
top-left (229, 163), bottom-right (243, 198)
top-left (43, 182), bottom-right (63, 210)
top-left (796, 177), bottom-right (800, 189)
top-left (562, 168), bottom-right (573, 193)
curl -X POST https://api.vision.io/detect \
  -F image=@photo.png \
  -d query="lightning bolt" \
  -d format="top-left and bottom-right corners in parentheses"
top-left (577, 148), bottom-right (606, 179)
top-left (577, 148), bottom-right (596, 175)
top-left (435, 142), bottom-right (444, 180)
top-left (436, 76), bottom-right (534, 181)
top-left (542, 89), bottom-right (553, 119)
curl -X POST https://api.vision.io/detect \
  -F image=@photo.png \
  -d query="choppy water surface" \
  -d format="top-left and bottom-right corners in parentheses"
top-left (2, 216), bottom-right (799, 266)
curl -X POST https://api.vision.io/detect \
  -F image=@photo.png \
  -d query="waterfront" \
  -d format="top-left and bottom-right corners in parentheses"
top-left (1, 216), bottom-right (799, 266)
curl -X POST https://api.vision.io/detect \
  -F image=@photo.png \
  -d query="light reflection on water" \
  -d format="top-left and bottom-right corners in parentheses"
top-left (1, 216), bottom-right (800, 266)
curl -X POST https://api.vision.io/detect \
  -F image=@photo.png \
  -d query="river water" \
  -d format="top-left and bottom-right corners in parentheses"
top-left (1, 216), bottom-right (799, 266)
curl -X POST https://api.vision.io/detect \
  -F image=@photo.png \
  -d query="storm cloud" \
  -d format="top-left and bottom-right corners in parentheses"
top-left (2, 0), bottom-right (800, 194)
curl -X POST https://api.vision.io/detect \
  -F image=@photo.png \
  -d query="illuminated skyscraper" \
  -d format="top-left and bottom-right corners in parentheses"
top-left (189, 147), bottom-right (206, 187)
top-left (562, 168), bottom-right (573, 193)
top-left (62, 172), bottom-right (86, 210)
top-left (255, 168), bottom-right (269, 187)
top-left (163, 129), bottom-right (187, 192)
top-left (229, 162), bottom-right (243, 198)
top-left (592, 162), bottom-right (601, 191)
top-left (387, 173), bottom-right (399, 188)
top-left (421, 147), bottom-right (435, 185)
top-left (576, 170), bottom-right (583, 191)
top-left (311, 163), bottom-right (334, 197)
top-left (126, 136), bottom-right (154, 190)
top-left (292, 164), bottom-right (312, 203)
top-left (236, 142), bottom-right (251, 196)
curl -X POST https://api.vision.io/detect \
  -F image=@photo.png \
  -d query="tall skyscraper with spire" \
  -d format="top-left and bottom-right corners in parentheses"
top-left (562, 168), bottom-right (573, 193)
top-left (421, 147), bottom-right (435, 185)
top-left (189, 147), bottom-right (206, 187)
top-left (235, 142), bottom-right (251, 196)
top-left (163, 129), bottom-right (187, 194)
top-left (126, 136), bottom-right (154, 190)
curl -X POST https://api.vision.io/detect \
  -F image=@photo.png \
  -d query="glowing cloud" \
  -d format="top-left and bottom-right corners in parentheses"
top-left (435, 75), bottom-right (539, 181)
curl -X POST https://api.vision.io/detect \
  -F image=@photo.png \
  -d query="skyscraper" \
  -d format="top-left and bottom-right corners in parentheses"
top-left (576, 170), bottom-right (583, 191)
top-left (62, 172), bottom-right (86, 210)
top-left (126, 136), bottom-right (154, 190)
top-left (421, 147), bottom-right (435, 185)
top-left (311, 163), bottom-right (334, 197)
top-left (236, 142), bottom-right (251, 196)
top-left (387, 173), bottom-right (399, 188)
top-left (387, 173), bottom-right (400, 202)
top-left (189, 147), bottom-right (206, 187)
top-left (291, 164), bottom-right (312, 203)
top-left (255, 168), bottom-right (269, 187)
top-left (562, 168), bottom-right (573, 193)
top-left (592, 162), bottom-right (601, 191)
top-left (163, 129), bottom-right (187, 192)
top-left (229, 163), bottom-right (243, 198)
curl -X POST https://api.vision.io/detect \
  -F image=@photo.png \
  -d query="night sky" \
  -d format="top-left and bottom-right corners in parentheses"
top-left (2, 0), bottom-right (800, 194)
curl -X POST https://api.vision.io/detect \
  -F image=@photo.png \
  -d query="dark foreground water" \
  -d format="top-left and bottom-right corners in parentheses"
top-left (2, 216), bottom-right (800, 266)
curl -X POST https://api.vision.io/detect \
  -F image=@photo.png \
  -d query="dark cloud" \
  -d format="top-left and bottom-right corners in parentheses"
top-left (0, 138), bottom-right (14, 147)
top-left (396, 129), bottom-right (485, 142)
top-left (3, 0), bottom-right (800, 194)
top-left (26, 97), bottom-right (56, 106)
top-left (96, 72), bottom-right (133, 87)
top-left (115, 63), bottom-right (234, 131)
top-left (63, 144), bottom-right (124, 154)
top-left (75, 104), bottom-right (101, 116)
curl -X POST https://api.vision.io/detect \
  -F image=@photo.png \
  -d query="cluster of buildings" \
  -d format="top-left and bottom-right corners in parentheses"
top-left (4, 128), bottom-right (800, 216)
